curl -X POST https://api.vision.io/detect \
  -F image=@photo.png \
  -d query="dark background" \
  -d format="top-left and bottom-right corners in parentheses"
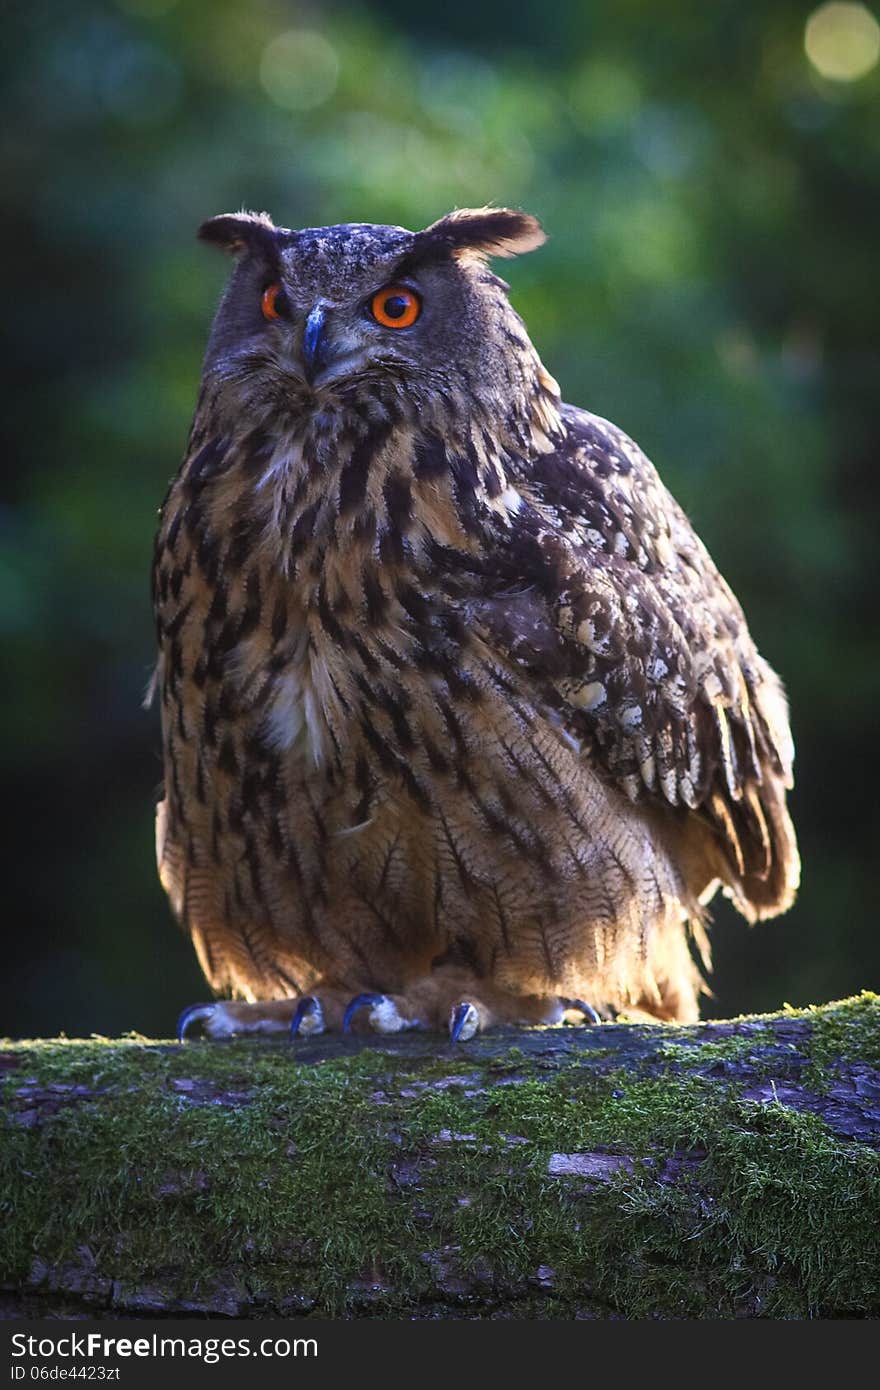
top-left (2, 0), bottom-right (878, 1038)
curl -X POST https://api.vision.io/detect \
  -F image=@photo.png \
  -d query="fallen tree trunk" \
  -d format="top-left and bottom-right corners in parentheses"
top-left (1, 994), bottom-right (878, 1319)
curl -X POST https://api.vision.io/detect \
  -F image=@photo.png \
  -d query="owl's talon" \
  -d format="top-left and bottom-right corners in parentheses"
top-left (290, 996), bottom-right (324, 1038)
top-left (176, 1003), bottom-right (216, 1042)
top-left (342, 992), bottom-right (421, 1034)
top-left (561, 998), bottom-right (602, 1025)
top-left (449, 1001), bottom-right (479, 1044)
top-left (343, 992), bottom-right (386, 1033)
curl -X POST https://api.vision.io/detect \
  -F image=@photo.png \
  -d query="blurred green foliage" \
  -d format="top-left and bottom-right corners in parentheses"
top-left (2, 0), bottom-right (878, 1037)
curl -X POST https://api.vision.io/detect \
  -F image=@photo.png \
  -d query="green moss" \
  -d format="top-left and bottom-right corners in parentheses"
top-left (2, 996), bottom-right (878, 1318)
top-left (653, 1029), bottom-right (775, 1070)
top-left (800, 991), bottom-right (880, 1089)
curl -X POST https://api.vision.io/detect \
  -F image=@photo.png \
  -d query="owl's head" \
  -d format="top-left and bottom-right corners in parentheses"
top-left (197, 206), bottom-right (554, 436)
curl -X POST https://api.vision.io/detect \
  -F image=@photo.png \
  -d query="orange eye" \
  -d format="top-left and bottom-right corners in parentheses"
top-left (261, 283), bottom-right (288, 321)
top-left (370, 285), bottom-right (421, 329)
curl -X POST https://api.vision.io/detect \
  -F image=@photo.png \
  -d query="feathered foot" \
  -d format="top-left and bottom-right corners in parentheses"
top-left (177, 974), bottom-right (604, 1043)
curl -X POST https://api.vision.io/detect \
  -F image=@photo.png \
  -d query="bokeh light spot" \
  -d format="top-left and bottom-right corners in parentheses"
top-left (569, 59), bottom-right (640, 135)
top-left (259, 30), bottom-right (339, 111)
top-left (101, 43), bottom-right (182, 127)
top-left (805, 3), bottom-right (880, 82)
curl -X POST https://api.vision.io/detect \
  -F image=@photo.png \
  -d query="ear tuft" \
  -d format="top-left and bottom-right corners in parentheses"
top-left (415, 206), bottom-right (546, 260)
top-left (197, 210), bottom-right (278, 256)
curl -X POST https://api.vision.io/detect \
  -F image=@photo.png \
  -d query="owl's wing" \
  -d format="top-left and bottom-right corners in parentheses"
top-left (464, 404), bottom-right (799, 920)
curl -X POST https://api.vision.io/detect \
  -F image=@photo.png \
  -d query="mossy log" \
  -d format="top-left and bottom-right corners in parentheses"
top-left (2, 994), bottom-right (879, 1320)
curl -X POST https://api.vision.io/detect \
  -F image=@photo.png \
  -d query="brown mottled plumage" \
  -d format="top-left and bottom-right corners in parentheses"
top-left (153, 206), bottom-right (799, 1041)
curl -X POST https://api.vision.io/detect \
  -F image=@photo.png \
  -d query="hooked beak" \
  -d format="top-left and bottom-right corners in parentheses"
top-left (302, 304), bottom-right (329, 384)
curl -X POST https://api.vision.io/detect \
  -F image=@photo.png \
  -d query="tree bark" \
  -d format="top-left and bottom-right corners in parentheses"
top-left (2, 995), bottom-right (879, 1319)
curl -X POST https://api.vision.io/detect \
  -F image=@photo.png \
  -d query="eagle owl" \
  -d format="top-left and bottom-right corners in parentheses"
top-left (154, 206), bottom-right (799, 1042)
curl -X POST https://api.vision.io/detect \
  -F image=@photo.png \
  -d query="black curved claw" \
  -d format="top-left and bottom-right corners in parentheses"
top-left (563, 998), bottom-right (602, 1025)
top-left (343, 992), bottom-right (385, 1034)
top-left (449, 1001), bottom-right (476, 1044)
top-left (290, 996), bottom-right (320, 1038)
top-left (177, 1003), bottom-right (215, 1042)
